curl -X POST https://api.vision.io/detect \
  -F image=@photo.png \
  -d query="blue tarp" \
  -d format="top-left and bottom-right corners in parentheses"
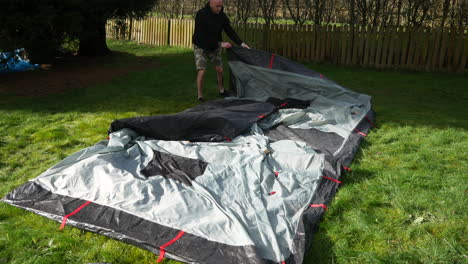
top-left (0, 49), bottom-right (39, 73)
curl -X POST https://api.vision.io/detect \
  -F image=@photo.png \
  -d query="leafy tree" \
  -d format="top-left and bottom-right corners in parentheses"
top-left (0, 0), bottom-right (159, 63)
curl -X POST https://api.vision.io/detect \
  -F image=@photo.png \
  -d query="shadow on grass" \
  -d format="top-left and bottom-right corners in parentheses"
top-left (0, 48), bottom-right (203, 116)
top-left (304, 231), bottom-right (337, 264)
top-left (342, 139), bottom-right (376, 184)
top-left (0, 44), bottom-right (466, 130)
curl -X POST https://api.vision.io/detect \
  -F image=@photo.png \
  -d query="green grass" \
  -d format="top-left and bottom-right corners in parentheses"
top-left (0, 40), bottom-right (467, 264)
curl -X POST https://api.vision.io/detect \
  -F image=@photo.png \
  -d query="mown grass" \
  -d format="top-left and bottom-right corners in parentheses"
top-left (0, 40), bottom-right (467, 264)
top-left (304, 63), bottom-right (467, 263)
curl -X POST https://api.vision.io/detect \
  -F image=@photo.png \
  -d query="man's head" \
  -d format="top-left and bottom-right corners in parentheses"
top-left (209, 0), bottom-right (223, 14)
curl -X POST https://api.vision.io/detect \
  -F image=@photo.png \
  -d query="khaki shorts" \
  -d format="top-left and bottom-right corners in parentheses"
top-left (193, 44), bottom-right (223, 71)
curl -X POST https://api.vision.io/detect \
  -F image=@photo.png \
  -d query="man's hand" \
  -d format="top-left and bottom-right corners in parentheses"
top-left (221, 42), bottom-right (232, 48)
top-left (241, 43), bottom-right (250, 49)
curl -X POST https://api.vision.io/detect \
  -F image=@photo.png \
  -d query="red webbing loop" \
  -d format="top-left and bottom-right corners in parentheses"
top-left (258, 114), bottom-right (266, 119)
top-left (274, 171), bottom-right (279, 177)
top-left (279, 102), bottom-right (289, 108)
top-left (59, 201), bottom-right (91, 230)
top-left (310, 204), bottom-right (328, 210)
top-left (269, 191), bottom-right (277, 195)
top-left (354, 129), bottom-right (368, 137)
top-left (343, 167), bottom-right (352, 172)
top-left (157, 231), bottom-right (186, 263)
top-left (269, 53), bottom-right (276, 69)
top-left (322, 176), bottom-right (342, 184)
top-left (224, 136), bottom-right (232, 142)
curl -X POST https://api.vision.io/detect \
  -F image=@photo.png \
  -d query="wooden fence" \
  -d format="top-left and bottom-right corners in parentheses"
top-left (106, 18), bottom-right (467, 72)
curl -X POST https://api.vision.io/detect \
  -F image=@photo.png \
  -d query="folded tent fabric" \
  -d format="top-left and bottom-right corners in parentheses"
top-left (109, 99), bottom-right (277, 142)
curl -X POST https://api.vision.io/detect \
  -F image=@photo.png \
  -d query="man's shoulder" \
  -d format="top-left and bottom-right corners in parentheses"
top-left (221, 11), bottom-right (230, 22)
top-left (196, 6), bottom-right (209, 16)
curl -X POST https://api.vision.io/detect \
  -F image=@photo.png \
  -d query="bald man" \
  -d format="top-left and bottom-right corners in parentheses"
top-left (192, 0), bottom-right (250, 101)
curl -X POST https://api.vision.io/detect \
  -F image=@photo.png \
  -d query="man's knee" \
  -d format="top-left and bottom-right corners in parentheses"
top-left (214, 66), bottom-right (223, 73)
top-left (197, 69), bottom-right (206, 76)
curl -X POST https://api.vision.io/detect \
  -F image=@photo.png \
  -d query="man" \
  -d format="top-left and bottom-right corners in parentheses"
top-left (192, 0), bottom-right (250, 101)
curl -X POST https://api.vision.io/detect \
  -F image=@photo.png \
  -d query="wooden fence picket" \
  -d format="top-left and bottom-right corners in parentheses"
top-left (458, 38), bottom-right (468, 72)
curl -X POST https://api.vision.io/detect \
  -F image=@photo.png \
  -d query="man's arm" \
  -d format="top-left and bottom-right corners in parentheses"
top-left (222, 14), bottom-right (249, 48)
top-left (194, 11), bottom-right (203, 33)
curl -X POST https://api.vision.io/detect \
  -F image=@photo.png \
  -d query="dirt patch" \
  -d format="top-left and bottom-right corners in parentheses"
top-left (0, 52), bottom-right (158, 97)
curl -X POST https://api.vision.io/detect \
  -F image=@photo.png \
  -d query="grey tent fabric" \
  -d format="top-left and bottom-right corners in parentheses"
top-left (2, 48), bottom-right (374, 264)
top-left (229, 61), bottom-right (371, 139)
top-left (28, 127), bottom-right (324, 261)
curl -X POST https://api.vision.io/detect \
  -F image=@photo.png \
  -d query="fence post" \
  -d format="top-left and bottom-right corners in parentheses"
top-left (446, 28), bottom-right (456, 71)
top-left (167, 19), bottom-right (172, 46)
top-left (340, 25), bottom-right (347, 65)
top-left (387, 26), bottom-right (396, 68)
top-left (430, 28), bottom-right (442, 71)
top-left (452, 27), bottom-right (464, 71)
top-left (127, 19), bottom-right (133, 41)
top-left (315, 25), bottom-right (320, 62)
top-left (438, 28), bottom-right (449, 70)
top-left (362, 25), bottom-right (370, 67)
top-left (458, 36), bottom-right (468, 72)
top-left (332, 25), bottom-right (339, 64)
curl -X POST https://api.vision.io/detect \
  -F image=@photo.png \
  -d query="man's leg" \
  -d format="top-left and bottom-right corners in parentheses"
top-left (196, 69), bottom-right (206, 98)
top-left (193, 44), bottom-right (208, 99)
top-left (214, 66), bottom-right (224, 93)
top-left (212, 45), bottom-right (225, 94)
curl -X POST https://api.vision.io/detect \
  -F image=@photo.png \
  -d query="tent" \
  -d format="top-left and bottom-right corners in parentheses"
top-left (2, 47), bottom-right (374, 263)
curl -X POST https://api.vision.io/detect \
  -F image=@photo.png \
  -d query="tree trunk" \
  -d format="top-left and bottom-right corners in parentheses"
top-left (349, 0), bottom-right (356, 25)
top-left (440, 0), bottom-right (451, 29)
top-left (78, 16), bottom-right (110, 56)
top-left (396, 0), bottom-right (402, 26)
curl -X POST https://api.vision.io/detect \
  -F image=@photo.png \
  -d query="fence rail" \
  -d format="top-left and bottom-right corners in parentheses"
top-left (106, 18), bottom-right (467, 72)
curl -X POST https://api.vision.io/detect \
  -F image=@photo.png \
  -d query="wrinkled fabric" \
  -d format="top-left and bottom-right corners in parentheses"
top-left (30, 127), bottom-right (324, 262)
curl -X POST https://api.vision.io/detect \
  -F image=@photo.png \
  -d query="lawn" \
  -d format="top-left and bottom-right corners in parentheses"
top-left (0, 40), bottom-right (466, 264)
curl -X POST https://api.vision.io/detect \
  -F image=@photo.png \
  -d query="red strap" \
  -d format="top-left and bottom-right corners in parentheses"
top-left (279, 102), bottom-right (289, 108)
top-left (269, 53), bottom-right (276, 69)
top-left (59, 201), bottom-right (91, 230)
top-left (157, 231), bottom-right (186, 263)
top-left (258, 114), bottom-right (266, 119)
top-left (365, 115), bottom-right (375, 128)
top-left (224, 136), bottom-right (232, 142)
top-left (322, 176), bottom-right (342, 184)
top-left (310, 204), bottom-right (328, 210)
top-left (281, 261), bottom-right (286, 264)
top-left (343, 167), bottom-right (352, 172)
top-left (274, 171), bottom-right (279, 177)
top-left (269, 191), bottom-right (277, 195)
top-left (354, 129), bottom-right (368, 137)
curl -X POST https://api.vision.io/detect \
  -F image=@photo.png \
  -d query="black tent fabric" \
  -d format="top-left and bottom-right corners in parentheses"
top-left (2, 48), bottom-right (375, 264)
top-left (109, 99), bottom-right (277, 142)
top-left (227, 47), bottom-right (327, 80)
